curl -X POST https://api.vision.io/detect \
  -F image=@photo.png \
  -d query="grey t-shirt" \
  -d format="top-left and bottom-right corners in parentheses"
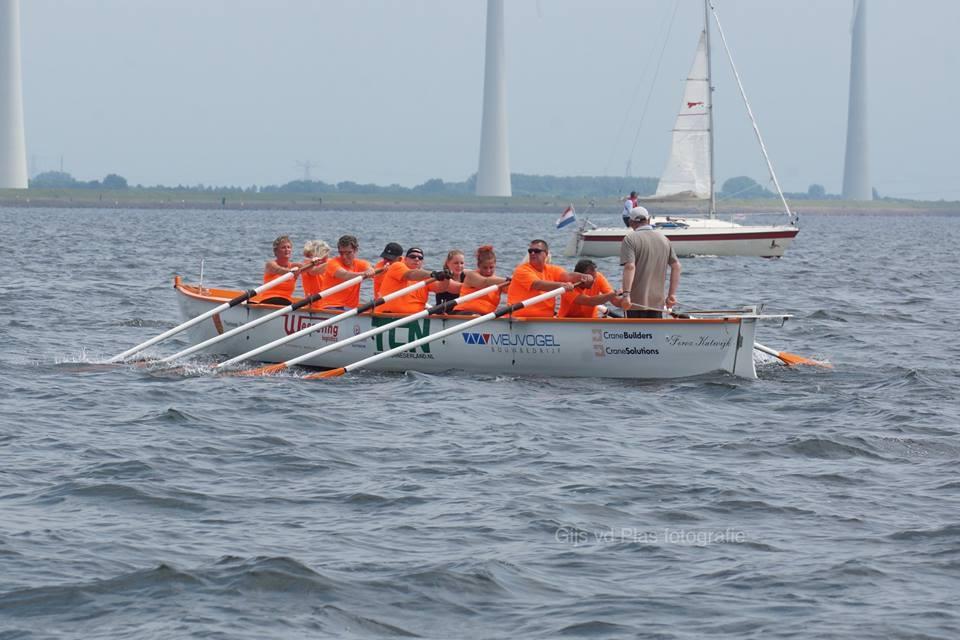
top-left (619, 228), bottom-right (678, 309)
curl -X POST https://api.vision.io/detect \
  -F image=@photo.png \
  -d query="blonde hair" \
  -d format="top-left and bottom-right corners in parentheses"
top-left (272, 235), bottom-right (292, 251)
top-left (444, 249), bottom-right (465, 270)
top-left (303, 239), bottom-right (331, 259)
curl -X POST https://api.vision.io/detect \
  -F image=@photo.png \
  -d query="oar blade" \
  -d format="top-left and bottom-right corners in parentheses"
top-left (234, 362), bottom-right (289, 377)
top-left (304, 367), bottom-right (346, 380)
top-left (777, 351), bottom-right (832, 368)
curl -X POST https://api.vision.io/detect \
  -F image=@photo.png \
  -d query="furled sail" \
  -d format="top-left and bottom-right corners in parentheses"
top-left (652, 31), bottom-right (711, 200)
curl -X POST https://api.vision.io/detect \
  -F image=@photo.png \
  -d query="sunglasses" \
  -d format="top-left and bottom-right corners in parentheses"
top-left (527, 248), bottom-right (545, 254)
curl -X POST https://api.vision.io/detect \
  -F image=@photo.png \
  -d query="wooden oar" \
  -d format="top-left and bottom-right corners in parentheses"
top-left (158, 270), bottom-right (382, 364)
top-left (754, 342), bottom-right (831, 368)
top-left (216, 278), bottom-right (437, 371)
top-left (107, 263), bottom-right (314, 363)
top-left (237, 282), bottom-right (507, 377)
top-left (305, 286), bottom-right (565, 380)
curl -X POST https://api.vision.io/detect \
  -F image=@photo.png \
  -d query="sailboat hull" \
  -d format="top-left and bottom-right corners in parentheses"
top-left (567, 219), bottom-right (799, 258)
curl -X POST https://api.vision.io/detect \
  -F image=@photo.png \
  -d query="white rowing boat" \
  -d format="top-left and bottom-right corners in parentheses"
top-left (172, 277), bottom-right (791, 380)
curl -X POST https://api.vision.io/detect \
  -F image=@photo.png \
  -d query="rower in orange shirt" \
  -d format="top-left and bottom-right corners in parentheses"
top-left (453, 245), bottom-right (508, 315)
top-left (558, 259), bottom-right (625, 318)
top-left (317, 235), bottom-right (376, 310)
top-left (259, 235), bottom-right (301, 304)
top-left (300, 239), bottom-right (331, 298)
top-left (373, 242), bottom-right (403, 298)
top-left (377, 247), bottom-right (450, 314)
top-left (506, 239), bottom-right (593, 318)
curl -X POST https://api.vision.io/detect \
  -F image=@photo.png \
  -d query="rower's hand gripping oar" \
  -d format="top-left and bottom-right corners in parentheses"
top-left (107, 262), bottom-right (315, 363)
top-left (157, 268), bottom-right (385, 364)
top-left (219, 277), bottom-right (439, 372)
top-left (306, 285), bottom-right (561, 380)
top-left (238, 280), bottom-right (509, 377)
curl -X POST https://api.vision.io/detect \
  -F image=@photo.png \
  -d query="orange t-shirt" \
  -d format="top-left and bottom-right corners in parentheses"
top-left (373, 259), bottom-right (390, 298)
top-left (456, 281), bottom-right (502, 315)
top-left (318, 256), bottom-right (370, 308)
top-left (261, 269), bottom-right (296, 300)
top-left (300, 269), bottom-right (324, 297)
top-left (506, 262), bottom-right (568, 318)
top-left (559, 272), bottom-right (613, 318)
top-left (377, 261), bottom-right (428, 314)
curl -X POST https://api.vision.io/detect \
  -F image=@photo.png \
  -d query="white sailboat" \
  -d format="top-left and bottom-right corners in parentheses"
top-left (567, 0), bottom-right (799, 259)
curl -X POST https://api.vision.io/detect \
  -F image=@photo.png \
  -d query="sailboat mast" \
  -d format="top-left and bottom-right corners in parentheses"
top-left (704, 0), bottom-right (716, 218)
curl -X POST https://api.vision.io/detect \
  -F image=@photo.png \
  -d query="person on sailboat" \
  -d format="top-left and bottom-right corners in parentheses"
top-left (622, 191), bottom-right (639, 227)
top-left (620, 207), bottom-right (681, 318)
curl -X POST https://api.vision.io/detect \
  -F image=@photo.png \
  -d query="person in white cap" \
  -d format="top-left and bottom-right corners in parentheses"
top-left (619, 206), bottom-right (681, 318)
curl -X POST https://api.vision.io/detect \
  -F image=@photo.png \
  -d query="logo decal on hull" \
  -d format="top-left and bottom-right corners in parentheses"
top-left (665, 335), bottom-right (733, 350)
top-left (371, 317), bottom-right (433, 356)
top-left (283, 315), bottom-right (339, 342)
top-left (461, 332), bottom-right (560, 353)
top-left (593, 328), bottom-right (660, 357)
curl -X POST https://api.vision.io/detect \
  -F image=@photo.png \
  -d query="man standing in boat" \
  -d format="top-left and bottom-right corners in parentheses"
top-left (622, 191), bottom-right (638, 227)
top-left (620, 207), bottom-right (681, 318)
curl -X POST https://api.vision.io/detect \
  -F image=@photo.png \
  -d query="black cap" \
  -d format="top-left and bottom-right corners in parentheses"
top-left (406, 247), bottom-right (424, 258)
top-left (380, 242), bottom-right (403, 259)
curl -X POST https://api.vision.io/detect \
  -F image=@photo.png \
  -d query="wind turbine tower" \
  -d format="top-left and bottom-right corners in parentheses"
top-left (841, 0), bottom-right (871, 201)
top-left (475, 0), bottom-right (511, 197)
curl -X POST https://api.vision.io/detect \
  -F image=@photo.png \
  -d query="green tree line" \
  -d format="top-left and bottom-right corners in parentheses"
top-left (29, 170), bottom-right (854, 200)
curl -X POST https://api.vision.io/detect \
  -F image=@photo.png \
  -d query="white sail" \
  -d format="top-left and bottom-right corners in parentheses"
top-left (653, 31), bottom-right (711, 200)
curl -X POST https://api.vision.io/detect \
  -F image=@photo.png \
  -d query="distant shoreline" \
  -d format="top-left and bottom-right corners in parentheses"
top-left (2, 190), bottom-right (958, 215)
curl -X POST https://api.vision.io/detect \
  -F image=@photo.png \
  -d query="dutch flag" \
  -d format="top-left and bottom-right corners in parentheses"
top-left (555, 205), bottom-right (576, 230)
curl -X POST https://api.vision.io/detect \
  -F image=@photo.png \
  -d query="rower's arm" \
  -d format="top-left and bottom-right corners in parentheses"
top-left (463, 271), bottom-right (507, 288)
top-left (532, 279), bottom-right (574, 292)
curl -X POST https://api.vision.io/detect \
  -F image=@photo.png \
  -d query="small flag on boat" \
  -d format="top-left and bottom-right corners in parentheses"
top-left (555, 205), bottom-right (576, 229)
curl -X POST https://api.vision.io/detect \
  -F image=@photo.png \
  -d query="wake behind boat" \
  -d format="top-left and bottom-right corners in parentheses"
top-left (569, 0), bottom-right (799, 259)
top-left (170, 276), bottom-right (793, 381)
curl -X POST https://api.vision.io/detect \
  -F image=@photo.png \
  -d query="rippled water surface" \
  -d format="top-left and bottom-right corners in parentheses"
top-left (1, 207), bottom-right (958, 638)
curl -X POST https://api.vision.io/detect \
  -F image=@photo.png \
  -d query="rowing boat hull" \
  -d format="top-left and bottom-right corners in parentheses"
top-left (175, 281), bottom-right (762, 380)
top-left (567, 219), bottom-right (799, 258)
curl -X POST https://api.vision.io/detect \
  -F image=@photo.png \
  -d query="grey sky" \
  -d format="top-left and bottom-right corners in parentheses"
top-left (21, 1), bottom-right (960, 199)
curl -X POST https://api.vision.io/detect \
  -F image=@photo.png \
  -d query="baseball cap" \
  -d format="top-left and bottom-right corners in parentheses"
top-left (628, 206), bottom-right (650, 222)
top-left (380, 242), bottom-right (403, 259)
top-left (406, 247), bottom-right (425, 258)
